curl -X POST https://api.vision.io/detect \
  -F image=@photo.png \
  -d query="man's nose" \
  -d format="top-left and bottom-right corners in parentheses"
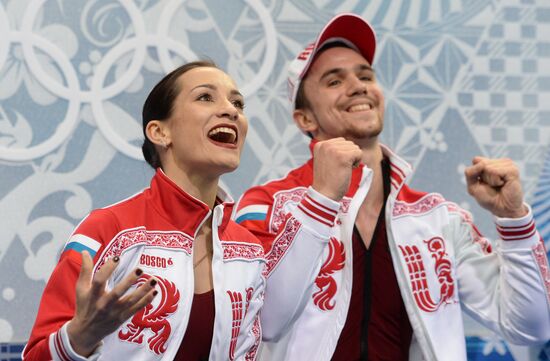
top-left (348, 77), bottom-right (367, 97)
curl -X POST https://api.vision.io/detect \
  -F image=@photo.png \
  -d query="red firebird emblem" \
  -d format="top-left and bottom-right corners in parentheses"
top-left (313, 237), bottom-right (346, 311)
top-left (118, 274), bottom-right (180, 354)
top-left (399, 236), bottom-right (455, 312)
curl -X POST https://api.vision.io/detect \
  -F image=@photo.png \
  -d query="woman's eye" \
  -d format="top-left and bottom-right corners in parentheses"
top-left (232, 99), bottom-right (245, 110)
top-left (197, 93), bottom-right (213, 101)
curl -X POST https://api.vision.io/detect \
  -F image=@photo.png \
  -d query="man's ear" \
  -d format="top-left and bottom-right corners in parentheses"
top-left (293, 109), bottom-right (318, 135)
top-left (145, 120), bottom-right (171, 148)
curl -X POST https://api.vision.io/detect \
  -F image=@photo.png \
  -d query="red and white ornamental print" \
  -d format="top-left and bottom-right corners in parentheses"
top-left (271, 188), bottom-right (307, 233)
top-left (245, 317), bottom-right (261, 361)
top-left (533, 238), bottom-right (550, 305)
top-left (96, 228), bottom-right (193, 270)
top-left (264, 217), bottom-right (301, 277)
top-left (118, 274), bottom-right (180, 354)
top-left (227, 288), bottom-right (254, 361)
top-left (393, 194), bottom-right (445, 217)
top-left (221, 242), bottom-right (264, 261)
top-left (313, 237), bottom-right (346, 311)
top-left (399, 237), bottom-right (456, 312)
top-left (447, 202), bottom-right (493, 254)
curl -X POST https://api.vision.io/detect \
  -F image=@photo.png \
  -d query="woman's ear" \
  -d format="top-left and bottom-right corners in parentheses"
top-left (145, 120), bottom-right (171, 148)
top-left (293, 108), bottom-right (318, 135)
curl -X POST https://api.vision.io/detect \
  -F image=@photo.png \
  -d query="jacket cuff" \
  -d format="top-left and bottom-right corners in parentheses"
top-left (294, 186), bottom-right (340, 237)
top-left (49, 322), bottom-right (102, 361)
top-left (494, 203), bottom-right (539, 246)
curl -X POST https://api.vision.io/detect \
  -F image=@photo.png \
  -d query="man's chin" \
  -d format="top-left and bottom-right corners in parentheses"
top-left (349, 127), bottom-right (382, 140)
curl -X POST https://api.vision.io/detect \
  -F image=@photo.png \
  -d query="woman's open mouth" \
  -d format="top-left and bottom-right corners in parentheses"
top-left (207, 125), bottom-right (238, 147)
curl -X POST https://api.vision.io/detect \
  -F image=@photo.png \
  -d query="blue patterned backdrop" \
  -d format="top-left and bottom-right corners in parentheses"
top-left (0, 0), bottom-right (549, 360)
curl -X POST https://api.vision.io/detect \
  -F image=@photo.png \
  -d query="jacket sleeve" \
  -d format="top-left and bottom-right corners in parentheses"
top-left (234, 186), bottom-right (340, 341)
top-left (23, 209), bottom-right (117, 360)
top-left (449, 204), bottom-right (550, 345)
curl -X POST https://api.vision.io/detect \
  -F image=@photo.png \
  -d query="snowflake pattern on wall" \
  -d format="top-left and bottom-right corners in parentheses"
top-left (0, 1), bottom-right (548, 359)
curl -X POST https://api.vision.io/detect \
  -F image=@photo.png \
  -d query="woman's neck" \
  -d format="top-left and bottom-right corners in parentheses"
top-left (163, 164), bottom-right (219, 209)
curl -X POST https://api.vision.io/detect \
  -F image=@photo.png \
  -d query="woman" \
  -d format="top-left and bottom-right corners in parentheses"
top-left (23, 60), bottom-right (265, 361)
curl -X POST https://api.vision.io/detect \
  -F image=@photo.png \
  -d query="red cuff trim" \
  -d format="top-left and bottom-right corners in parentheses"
top-left (54, 330), bottom-right (72, 361)
top-left (496, 219), bottom-right (537, 241)
top-left (305, 194), bottom-right (338, 216)
top-left (298, 195), bottom-right (336, 227)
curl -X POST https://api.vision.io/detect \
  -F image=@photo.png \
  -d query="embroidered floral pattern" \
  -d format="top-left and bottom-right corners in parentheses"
top-left (533, 240), bottom-right (550, 305)
top-left (221, 242), bottom-right (264, 261)
top-left (264, 217), bottom-right (301, 277)
top-left (271, 187), bottom-right (307, 233)
top-left (96, 228), bottom-right (193, 269)
top-left (393, 194), bottom-right (445, 217)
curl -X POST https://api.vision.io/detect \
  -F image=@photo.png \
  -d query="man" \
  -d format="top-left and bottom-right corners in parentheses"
top-left (235, 13), bottom-right (550, 361)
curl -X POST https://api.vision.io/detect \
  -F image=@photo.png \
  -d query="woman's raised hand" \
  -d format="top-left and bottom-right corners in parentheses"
top-left (66, 251), bottom-right (158, 357)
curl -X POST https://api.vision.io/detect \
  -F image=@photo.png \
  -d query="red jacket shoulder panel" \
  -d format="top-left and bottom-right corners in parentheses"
top-left (396, 184), bottom-right (429, 203)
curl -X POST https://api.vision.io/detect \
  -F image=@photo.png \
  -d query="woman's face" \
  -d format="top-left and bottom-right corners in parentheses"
top-left (165, 67), bottom-right (248, 178)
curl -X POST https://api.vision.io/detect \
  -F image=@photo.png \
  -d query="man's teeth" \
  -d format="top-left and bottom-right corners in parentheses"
top-left (348, 104), bottom-right (372, 112)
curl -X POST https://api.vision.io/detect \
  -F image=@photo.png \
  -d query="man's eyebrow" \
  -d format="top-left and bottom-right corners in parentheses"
top-left (357, 64), bottom-right (374, 72)
top-left (191, 84), bottom-right (243, 97)
top-left (319, 64), bottom-right (374, 81)
top-left (319, 68), bottom-right (344, 81)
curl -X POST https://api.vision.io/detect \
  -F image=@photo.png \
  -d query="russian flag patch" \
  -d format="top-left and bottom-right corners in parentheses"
top-left (235, 205), bottom-right (269, 224)
top-left (62, 234), bottom-right (101, 258)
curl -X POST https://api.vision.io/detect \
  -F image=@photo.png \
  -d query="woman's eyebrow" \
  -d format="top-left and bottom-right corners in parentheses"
top-left (191, 84), bottom-right (243, 98)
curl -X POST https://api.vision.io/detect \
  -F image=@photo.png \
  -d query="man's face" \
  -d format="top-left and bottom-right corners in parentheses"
top-left (299, 47), bottom-right (385, 144)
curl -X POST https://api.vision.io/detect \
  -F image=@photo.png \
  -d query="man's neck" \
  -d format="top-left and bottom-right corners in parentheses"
top-left (355, 153), bottom-right (386, 249)
top-left (358, 139), bottom-right (384, 169)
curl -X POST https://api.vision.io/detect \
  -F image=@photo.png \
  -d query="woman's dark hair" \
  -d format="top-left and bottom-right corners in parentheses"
top-left (142, 60), bottom-right (218, 169)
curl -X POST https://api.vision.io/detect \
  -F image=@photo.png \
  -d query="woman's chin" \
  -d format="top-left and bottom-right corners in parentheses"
top-left (220, 161), bottom-right (240, 174)
top-left (207, 159), bottom-right (241, 177)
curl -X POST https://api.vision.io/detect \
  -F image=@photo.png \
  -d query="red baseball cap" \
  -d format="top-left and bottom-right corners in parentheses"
top-left (287, 13), bottom-right (377, 108)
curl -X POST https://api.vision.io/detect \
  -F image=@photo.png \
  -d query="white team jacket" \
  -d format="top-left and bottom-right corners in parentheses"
top-left (25, 170), bottom-right (267, 361)
top-left (235, 144), bottom-right (550, 361)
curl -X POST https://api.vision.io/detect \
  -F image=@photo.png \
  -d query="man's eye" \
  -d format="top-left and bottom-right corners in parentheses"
top-left (328, 79), bottom-right (341, 87)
